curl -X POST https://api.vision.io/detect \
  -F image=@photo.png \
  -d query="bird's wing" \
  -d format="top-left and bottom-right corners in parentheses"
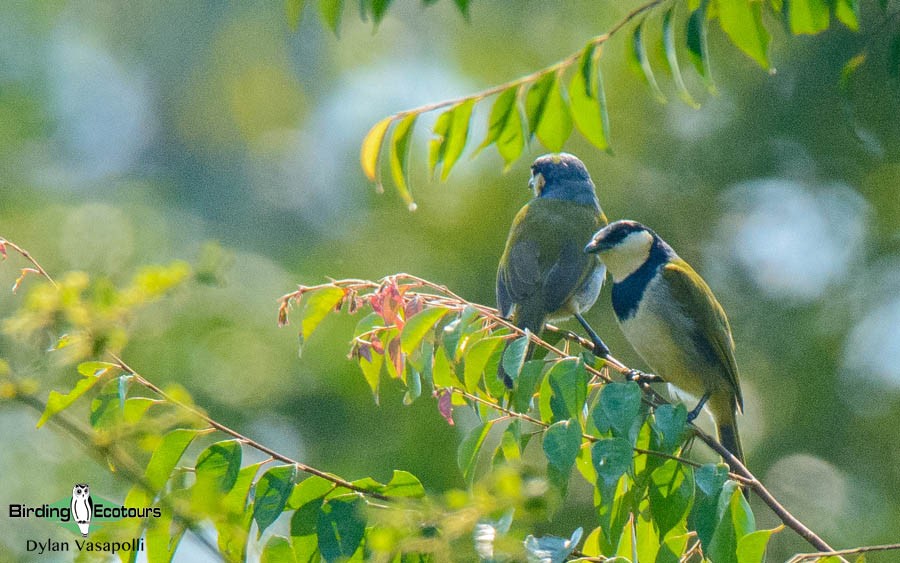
top-left (661, 259), bottom-right (743, 409)
top-left (542, 239), bottom-right (592, 313)
top-left (497, 238), bottom-right (540, 318)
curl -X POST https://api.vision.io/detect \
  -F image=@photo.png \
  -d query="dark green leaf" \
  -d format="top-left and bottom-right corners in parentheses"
top-left (511, 359), bottom-right (545, 413)
top-left (717, 0), bottom-right (770, 67)
top-left (319, 0), bottom-right (344, 34)
top-left (539, 358), bottom-right (588, 424)
top-left (663, 6), bottom-right (700, 108)
top-left (689, 462), bottom-right (730, 549)
top-left (400, 307), bottom-right (449, 354)
top-left (891, 35), bottom-right (900, 80)
top-left (687, 0), bottom-right (715, 91)
top-left (569, 43), bottom-right (611, 151)
top-left (591, 437), bottom-right (633, 487)
top-left (788, 0), bottom-right (831, 35)
top-left (630, 20), bottom-right (667, 102)
top-left (543, 419), bottom-right (583, 473)
top-left (649, 460), bottom-right (694, 537)
top-left (478, 87), bottom-right (517, 152)
top-left (651, 403), bottom-right (688, 453)
top-left (263, 536), bottom-right (297, 563)
top-left (146, 429), bottom-right (200, 491)
top-left (501, 335), bottom-right (529, 386)
top-left (195, 440), bottom-right (243, 495)
top-left (317, 498), bottom-right (366, 561)
top-left (458, 421), bottom-right (493, 484)
top-left (299, 287), bottom-right (346, 351)
top-left (708, 481), bottom-right (753, 563)
top-left (591, 381), bottom-right (642, 441)
top-left (370, 0), bottom-right (393, 24)
top-left (403, 366), bottom-right (422, 404)
top-left (254, 465), bottom-right (298, 537)
top-left (389, 113), bottom-right (418, 210)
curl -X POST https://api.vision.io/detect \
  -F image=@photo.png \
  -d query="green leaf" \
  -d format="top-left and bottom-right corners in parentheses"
top-left (287, 476), bottom-right (333, 511)
top-left (540, 358), bottom-right (588, 424)
top-left (687, 0), bottom-right (715, 91)
top-left (630, 20), bottom-right (667, 102)
top-left (286, 0), bottom-right (307, 30)
top-left (511, 359), bottom-right (545, 412)
top-left (651, 403), bottom-right (688, 454)
top-left (649, 460), bottom-right (694, 537)
top-left (478, 87), bottom-right (525, 166)
top-left (400, 307), bottom-right (449, 354)
top-left (317, 498), bottom-right (366, 561)
top-left (569, 43), bottom-right (611, 151)
top-left (194, 440), bottom-right (243, 508)
top-left (463, 336), bottom-right (504, 392)
top-left (146, 428), bottom-right (200, 491)
top-left (263, 536), bottom-right (297, 563)
top-left (381, 469), bottom-right (426, 498)
top-left (591, 381), bottom-right (642, 441)
top-left (361, 116), bottom-right (393, 183)
top-left (736, 527), bottom-right (782, 563)
top-left (834, 0), bottom-right (859, 30)
top-left (788, 0), bottom-right (830, 35)
top-left (299, 286), bottom-right (346, 350)
top-left (217, 461), bottom-right (265, 563)
top-left (388, 113), bottom-right (418, 210)
top-left (501, 335), bottom-right (529, 386)
top-left (431, 345), bottom-right (456, 388)
top-left (78, 360), bottom-right (117, 377)
top-left (146, 502), bottom-right (185, 563)
top-left (543, 419), bottom-right (583, 473)
top-left (689, 462), bottom-right (730, 550)
top-left (529, 71), bottom-right (573, 151)
top-left (716, 0), bottom-right (770, 68)
top-left (429, 99), bottom-right (475, 180)
top-left (458, 421), bottom-right (493, 484)
top-left (319, 0), bottom-right (344, 34)
top-left (662, 6), bottom-right (700, 108)
top-left (708, 482), bottom-right (753, 563)
top-left (591, 437), bottom-right (633, 487)
top-left (525, 72), bottom-right (556, 136)
top-left (370, 0), bottom-right (393, 24)
top-left (254, 465), bottom-right (298, 537)
top-left (403, 366), bottom-right (422, 404)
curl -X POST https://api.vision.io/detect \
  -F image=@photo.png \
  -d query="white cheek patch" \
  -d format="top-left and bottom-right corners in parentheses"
top-left (603, 230), bottom-right (653, 282)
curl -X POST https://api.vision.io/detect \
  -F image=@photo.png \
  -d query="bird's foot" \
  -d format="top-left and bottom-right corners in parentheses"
top-left (625, 369), bottom-right (660, 384)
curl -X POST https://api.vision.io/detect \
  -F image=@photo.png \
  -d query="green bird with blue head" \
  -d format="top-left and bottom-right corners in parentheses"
top-left (585, 220), bottom-right (746, 473)
top-left (496, 153), bottom-right (611, 388)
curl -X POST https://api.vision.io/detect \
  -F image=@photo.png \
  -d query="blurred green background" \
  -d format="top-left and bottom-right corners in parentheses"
top-left (1, 0), bottom-right (898, 561)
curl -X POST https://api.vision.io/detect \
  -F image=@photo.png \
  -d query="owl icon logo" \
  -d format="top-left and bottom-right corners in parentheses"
top-left (71, 483), bottom-right (93, 537)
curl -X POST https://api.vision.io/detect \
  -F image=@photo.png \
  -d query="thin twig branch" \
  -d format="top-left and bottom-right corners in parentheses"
top-left (282, 274), bottom-right (840, 554)
top-left (0, 237), bottom-right (58, 288)
top-left (787, 542), bottom-right (900, 562)
top-left (110, 355), bottom-right (392, 502)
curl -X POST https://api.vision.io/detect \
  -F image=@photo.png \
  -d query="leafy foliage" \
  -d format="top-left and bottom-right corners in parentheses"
top-left (358, 0), bottom-right (862, 208)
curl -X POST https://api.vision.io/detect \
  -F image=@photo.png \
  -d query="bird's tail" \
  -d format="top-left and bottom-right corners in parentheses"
top-left (716, 416), bottom-right (749, 499)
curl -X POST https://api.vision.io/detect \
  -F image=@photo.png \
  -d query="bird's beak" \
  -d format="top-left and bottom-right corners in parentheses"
top-left (529, 172), bottom-right (545, 196)
top-left (584, 234), bottom-right (607, 254)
